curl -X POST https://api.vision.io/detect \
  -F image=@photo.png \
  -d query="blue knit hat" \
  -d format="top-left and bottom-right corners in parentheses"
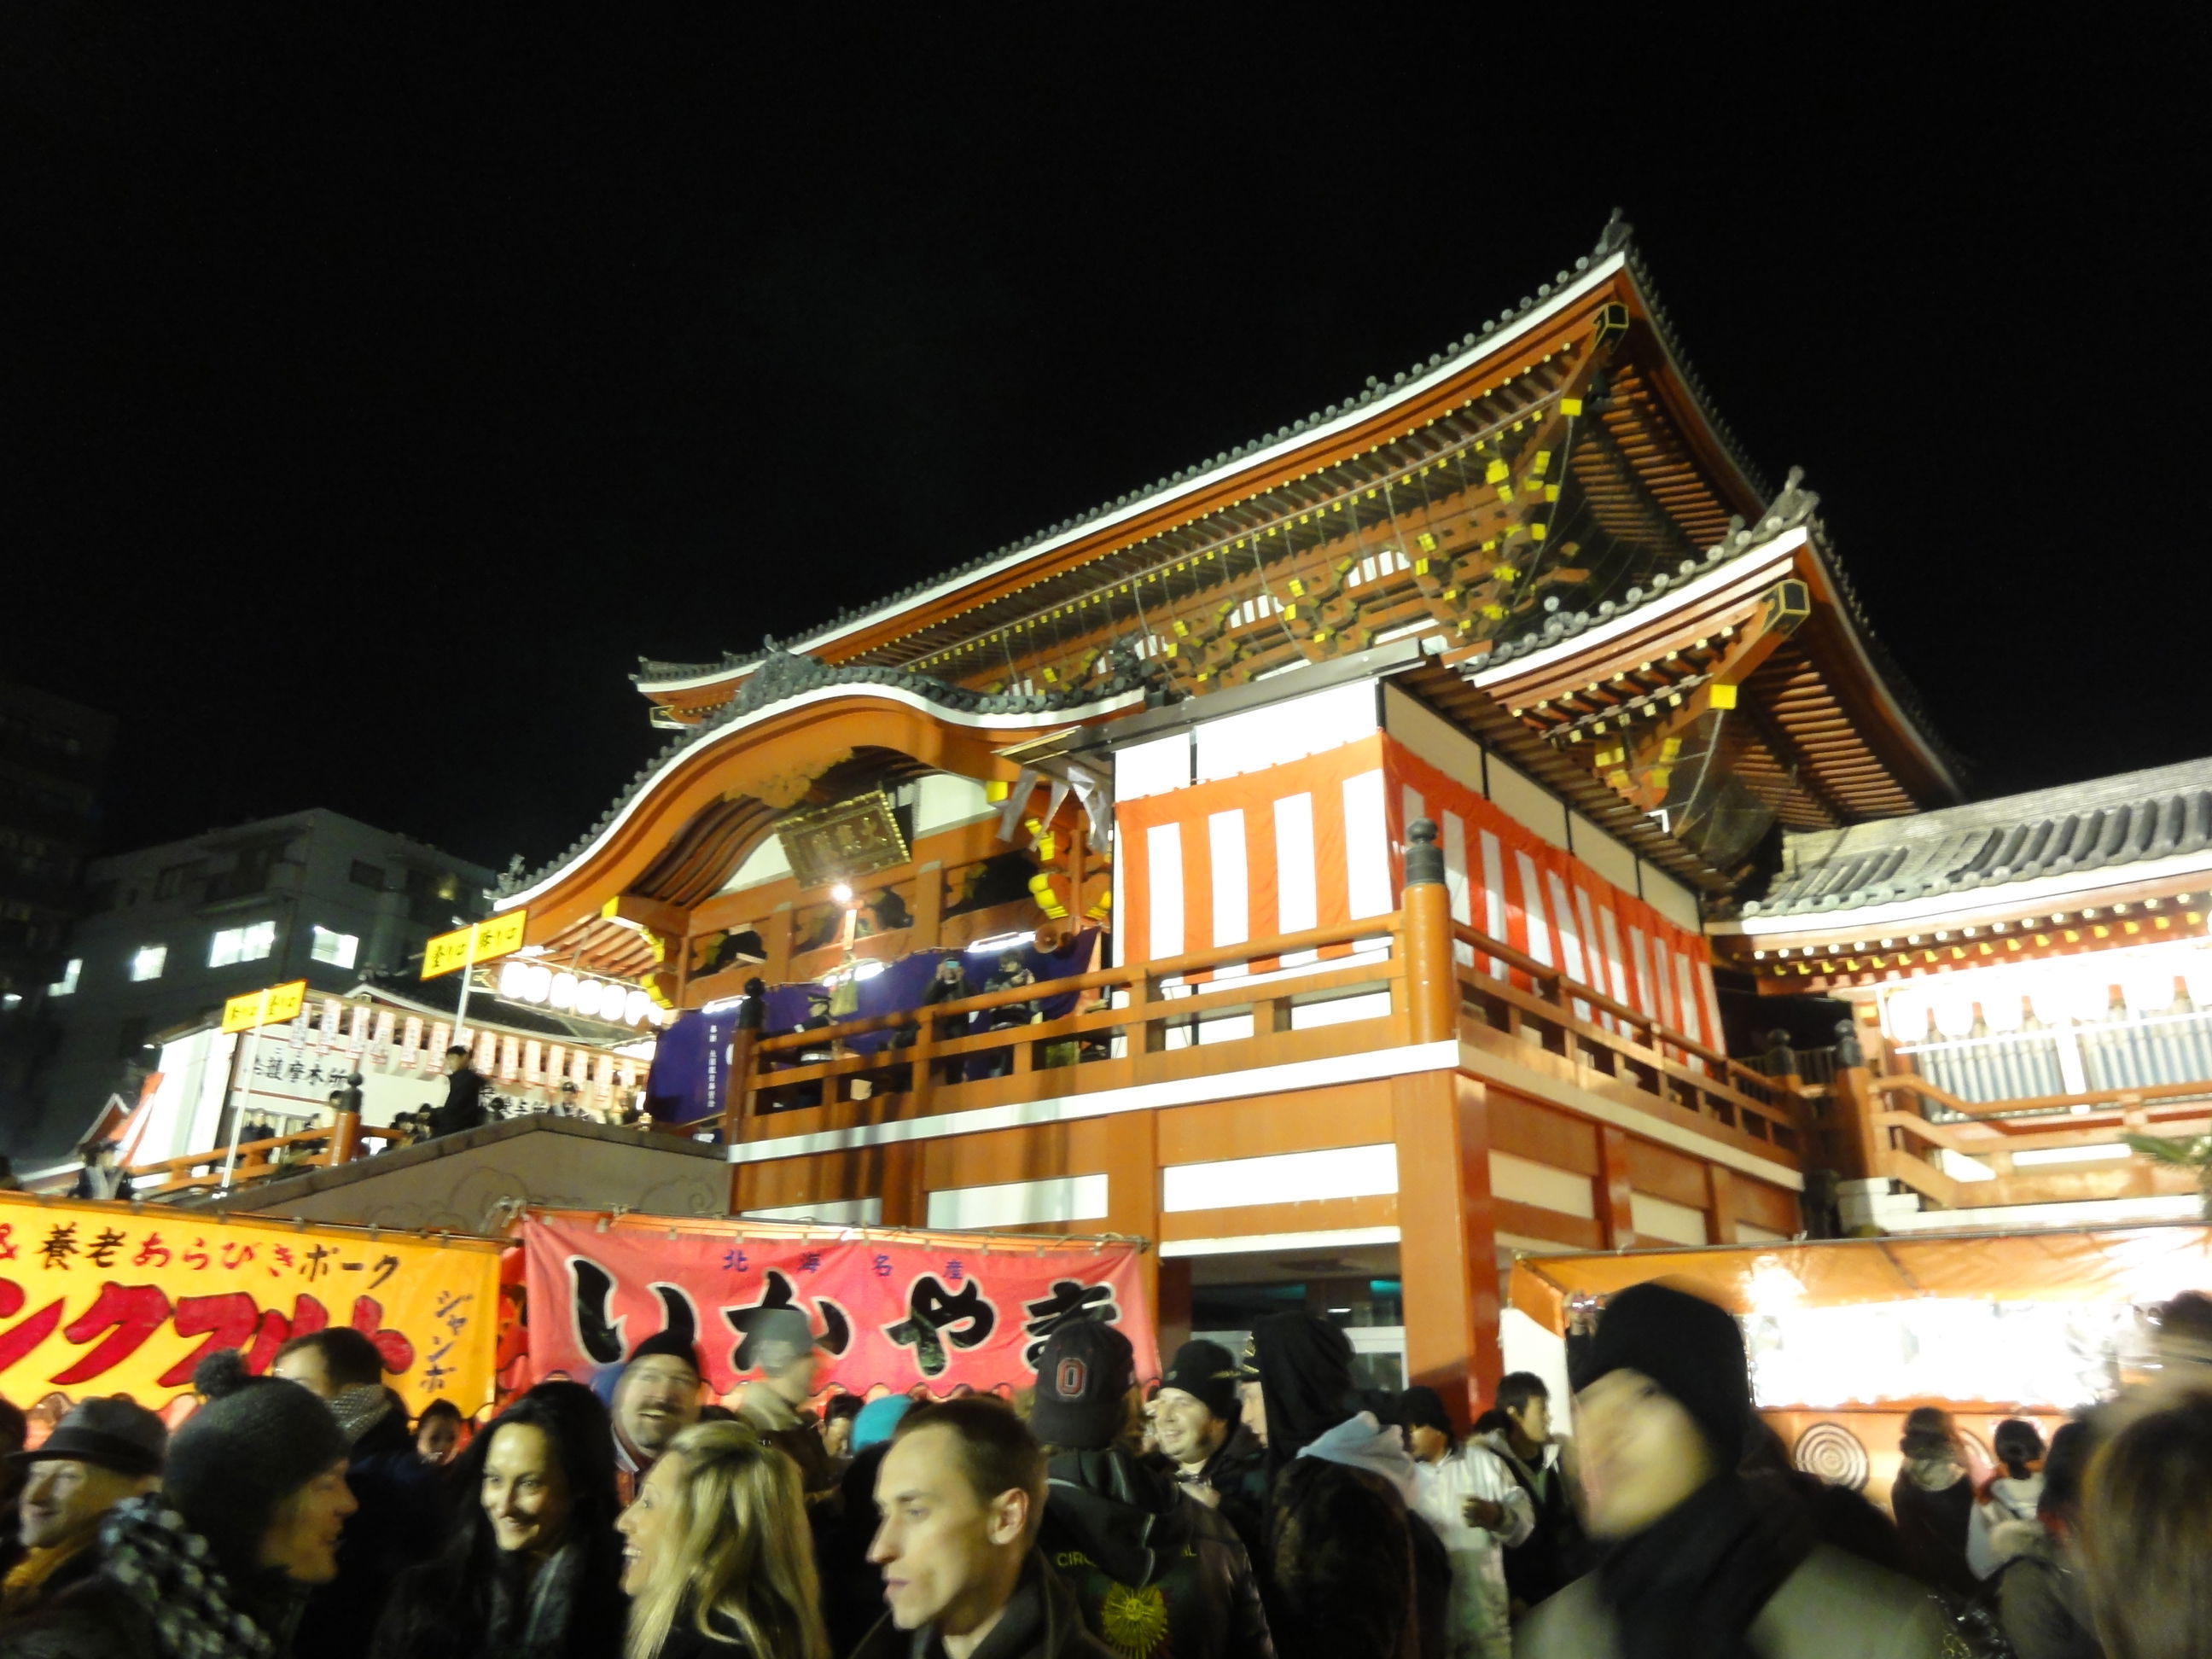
top-left (852, 1394), bottom-right (912, 1452)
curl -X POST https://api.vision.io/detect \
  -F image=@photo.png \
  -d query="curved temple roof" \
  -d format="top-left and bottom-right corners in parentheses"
top-left (1745, 756), bottom-right (2212, 923)
top-left (635, 210), bottom-right (1774, 693)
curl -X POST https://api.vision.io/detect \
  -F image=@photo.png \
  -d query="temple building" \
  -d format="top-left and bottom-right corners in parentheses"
top-left (81, 210), bottom-right (2150, 1421)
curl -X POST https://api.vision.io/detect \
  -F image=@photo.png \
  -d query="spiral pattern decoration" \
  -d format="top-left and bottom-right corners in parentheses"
top-left (1792, 1422), bottom-right (1870, 1492)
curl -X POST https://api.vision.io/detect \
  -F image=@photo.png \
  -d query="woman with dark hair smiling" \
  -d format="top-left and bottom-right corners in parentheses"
top-left (370, 1381), bottom-right (627, 1659)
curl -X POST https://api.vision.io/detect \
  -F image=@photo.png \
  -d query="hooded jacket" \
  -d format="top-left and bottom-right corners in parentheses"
top-left (1260, 1414), bottom-right (1429, 1659)
top-left (1039, 1447), bottom-right (1273, 1659)
top-left (849, 1550), bottom-right (1117, 1659)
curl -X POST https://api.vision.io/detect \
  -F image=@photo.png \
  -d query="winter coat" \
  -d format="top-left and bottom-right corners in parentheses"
top-left (1890, 1463), bottom-right (1978, 1597)
top-left (1039, 1447), bottom-right (1273, 1659)
top-left (1476, 1431), bottom-right (1586, 1611)
top-left (1966, 1473), bottom-right (2045, 1580)
top-left (431, 1068), bottom-right (487, 1136)
top-left (0, 1497), bottom-right (311, 1659)
top-left (848, 1550), bottom-right (1116, 1659)
top-left (1189, 1424), bottom-right (1269, 1566)
top-left (1516, 1541), bottom-right (1951, 1659)
top-left (737, 1386), bottom-right (838, 1499)
top-left (369, 1535), bottom-right (628, 1659)
top-left (1261, 1415), bottom-right (1429, 1659)
top-left (1409, 1443), bottom-right (1530, 1659)
top-left (1996, 1528), bottom-right (2101, 1659)
top-left (294, 1402), bottom-right (445, 1659)
top-left (0, 1533), bottom-right (107, 1619)
top-left (647, 1605), bottom-right (753, 1658)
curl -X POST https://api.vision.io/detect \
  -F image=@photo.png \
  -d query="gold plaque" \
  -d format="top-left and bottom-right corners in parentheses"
top-left (777, 790), bottom-right (910, 891)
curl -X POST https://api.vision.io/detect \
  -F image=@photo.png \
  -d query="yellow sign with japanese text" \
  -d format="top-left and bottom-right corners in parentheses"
top-left (220, 979), bottom-right (306, 1034)
top-left (0, 1191), bottom-right (503, 1413)
top-left (421, 910), bottom-right (528, 980)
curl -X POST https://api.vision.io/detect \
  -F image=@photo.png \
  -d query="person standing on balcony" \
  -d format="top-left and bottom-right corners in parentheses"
top-left (429, 1045), bottom-right (487, 1137)
top-left (67, 1141), bottom-right (128, 1202)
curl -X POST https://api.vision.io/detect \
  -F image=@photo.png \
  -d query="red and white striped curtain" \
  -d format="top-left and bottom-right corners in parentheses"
top-left (1115, 731), bottom-right (1721, 1045)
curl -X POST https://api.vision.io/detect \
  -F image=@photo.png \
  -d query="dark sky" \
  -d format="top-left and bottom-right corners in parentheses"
top-left (6, 14), bottom-right (2205, 871)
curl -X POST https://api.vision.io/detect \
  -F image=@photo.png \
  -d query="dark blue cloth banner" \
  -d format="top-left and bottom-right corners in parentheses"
top-left (747, 929), bottom-right (1101, 1072)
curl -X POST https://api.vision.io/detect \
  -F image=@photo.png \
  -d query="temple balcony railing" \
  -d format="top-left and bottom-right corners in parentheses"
top-left (713, 906), bottom-right (1802, 1178)
top-left (1447, 920), bottom-right (1803, 1161)
top-left (1893, 1009), bottom-right (2212, 1118)
top-left (733, 917), bottom-right (1414, 1139)
top-left (1860, 1069), bottom-right (2209, 1214)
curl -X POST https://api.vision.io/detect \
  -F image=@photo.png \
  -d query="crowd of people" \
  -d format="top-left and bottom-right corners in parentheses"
top-left (0, 1280), bottom-right (2204, 1658)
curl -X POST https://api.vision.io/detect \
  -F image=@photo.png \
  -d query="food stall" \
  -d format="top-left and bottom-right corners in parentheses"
top-left (1505, 1223), bottom-right (2212, 1499)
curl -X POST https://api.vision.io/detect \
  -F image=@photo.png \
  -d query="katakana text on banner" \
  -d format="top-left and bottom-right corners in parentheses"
top-left (0, 1192), bottom-right (502, 1412)
top-left (521, 1214), bottom-right (1155, 1394)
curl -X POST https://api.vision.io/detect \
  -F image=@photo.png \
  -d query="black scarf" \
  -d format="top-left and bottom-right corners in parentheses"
top-left (1594, 1474), bottom-right (1816, 1659)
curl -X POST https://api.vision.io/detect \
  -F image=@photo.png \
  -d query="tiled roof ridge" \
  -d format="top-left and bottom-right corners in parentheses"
top-left (498, 643), bottom-right (1171, 898)
top-left (636, 212), bottom-right (1697, 690)
top-left (1744, 754), bottom-right (2212, 919)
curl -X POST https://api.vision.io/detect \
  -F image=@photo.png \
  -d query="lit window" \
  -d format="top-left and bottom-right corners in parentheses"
top-left (47, 958), bottom-right (80, 997)
top-left (129, 945), bottom-right (167, 982)
top-left (208, 920), bottom-right (276, 967)
top-left (311, 926), bottom-right (359, 969)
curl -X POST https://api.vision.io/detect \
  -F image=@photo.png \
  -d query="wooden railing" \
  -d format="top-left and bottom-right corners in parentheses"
top-left (733, 917), bottom-right (1408, 1136)
top-left (1855, 1071), bottom-right (2209, 1210)
top-left (127, 1118), bottom-right (406, 1199)
top-left (1448, 920), bottom-right (1803, 1155)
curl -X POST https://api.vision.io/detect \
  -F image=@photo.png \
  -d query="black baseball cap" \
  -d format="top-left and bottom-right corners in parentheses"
top-left (1028, 1320), bottom-right (1135, 1450)
top-left (12, 1398), bottom-right (168, 1477)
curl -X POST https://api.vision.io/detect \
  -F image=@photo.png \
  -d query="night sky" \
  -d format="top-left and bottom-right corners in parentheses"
top-left (7, 15), bottom-right (2205, 873)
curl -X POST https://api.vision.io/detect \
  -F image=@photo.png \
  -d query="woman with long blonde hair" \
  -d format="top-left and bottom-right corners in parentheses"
top-left (617, 1418), bottom-right (830, 1659)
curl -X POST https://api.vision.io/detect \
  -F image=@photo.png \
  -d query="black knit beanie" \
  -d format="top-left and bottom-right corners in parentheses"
top-left (166, 1349), bottom-right (351, 1582)
top-left (1584, 1281), bottom-right (1751, 1463)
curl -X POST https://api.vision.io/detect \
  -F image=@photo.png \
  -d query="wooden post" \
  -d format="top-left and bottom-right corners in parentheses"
top-left (1101, 1110), bottom-right (1160, 1335)
top-left (720, 1022), bottom-right (758, 1145)
top-left (1705, 1162), bottom-right (1738, 1245)
top-left (1395, 1069), bottom-right (1501, 1425)
top-left (328, 1109), bottom-right (361, 1167)
top-left (1156, 1258), bottom-right (1193, 1359)
top-left (1393, 818), bottom-right (1497, 1425)
top-left (912, 861), bottom-right (944, 950)
top-left (1598, 1126), bottom-right (1636, 1247)
top-left (1401, 819), bottom-right (1458, 1046)
top-left (764, 901), bottom-right (793, 985)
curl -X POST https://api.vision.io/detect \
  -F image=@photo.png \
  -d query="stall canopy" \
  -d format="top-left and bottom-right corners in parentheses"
top-left (1511, 1223), bottom-right (2212, 1332)
top-left (521, 1209), bottom-right (1154, 1396)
